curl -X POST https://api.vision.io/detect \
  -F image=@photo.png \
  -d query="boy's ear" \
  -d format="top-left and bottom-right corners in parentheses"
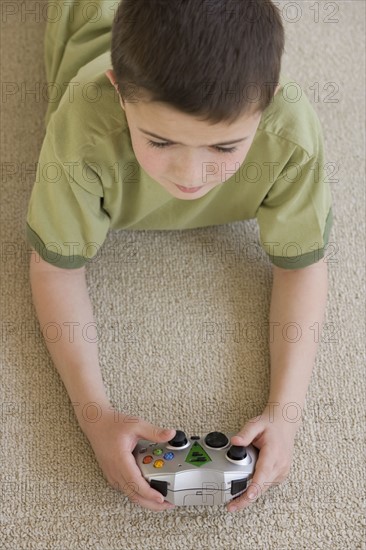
top-left (105, 69), bottom-right (116, 88)
top-left (105, 69), bottom-right (125, 110)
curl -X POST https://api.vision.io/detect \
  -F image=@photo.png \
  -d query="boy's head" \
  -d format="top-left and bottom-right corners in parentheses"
top-left (106, 0), bottom-right (285, 200)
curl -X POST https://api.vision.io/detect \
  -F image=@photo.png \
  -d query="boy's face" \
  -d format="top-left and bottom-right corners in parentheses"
top-left (106, 70), bottom-right (280, 200)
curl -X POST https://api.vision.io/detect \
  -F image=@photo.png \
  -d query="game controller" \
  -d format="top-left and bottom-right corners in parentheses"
top-left (133, 430), bottom-right (258, 506)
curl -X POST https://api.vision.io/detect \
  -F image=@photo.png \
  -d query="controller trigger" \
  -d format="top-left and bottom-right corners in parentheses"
top-left (150, 479), bottom-right (168, 497)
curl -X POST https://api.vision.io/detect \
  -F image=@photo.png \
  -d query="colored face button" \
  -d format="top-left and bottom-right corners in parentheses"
top-left (153, 448), bottom-right (163, 455)
top-left (163, 452), bottom-right (174, 460)
top-left (153, 459), bottom-right (165, 468)
top-left (142, 455), bottom-right (153, 464)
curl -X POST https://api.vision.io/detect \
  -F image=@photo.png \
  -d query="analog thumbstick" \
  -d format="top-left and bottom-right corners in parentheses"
top-left (204, 431), bottom-right (229, 448)
top-left (227, 445), bottom-right (247, 461)
top-left (168, 430), bottom-right (188, 447)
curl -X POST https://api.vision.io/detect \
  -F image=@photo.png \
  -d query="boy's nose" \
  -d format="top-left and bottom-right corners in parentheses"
top-left (171, 167), bottom-right (208, 187)
top-left (171, 151), bottom-right (209, 185)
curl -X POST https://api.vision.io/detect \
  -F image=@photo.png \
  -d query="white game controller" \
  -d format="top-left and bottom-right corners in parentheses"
top-left (133, 430), bottom-right (258, 506)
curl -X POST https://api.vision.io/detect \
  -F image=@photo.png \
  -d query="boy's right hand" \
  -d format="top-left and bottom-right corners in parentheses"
top-left (80, 408), bottom-right (177, 511)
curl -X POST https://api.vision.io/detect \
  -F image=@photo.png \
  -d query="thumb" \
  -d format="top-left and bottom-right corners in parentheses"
top-left (231, 418), bottom-right (263, 447)
top-left (141, 422), bottom-right (176, 443)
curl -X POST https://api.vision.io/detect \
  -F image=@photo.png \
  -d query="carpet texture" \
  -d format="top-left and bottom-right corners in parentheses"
top-left (1, 1), bottom-right (365, 548)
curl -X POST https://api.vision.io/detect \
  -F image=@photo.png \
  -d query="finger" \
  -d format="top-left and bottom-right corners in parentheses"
top-left (249, 445), bottom-right (274, 496)
top-left (135, 421), bottom-right (176, 444)
top-left (230, 421), bottom-right (262, 447)
top-left (227, 445), bottom-right (273, 512)
top-left (118, 451), bottom-right (168, 503)
top-left (125, 491), bottom-right (176, 512)
top-left (121, 478), bottom-right (176, 511)
top-left (122, 476), bottom-right (176, 510)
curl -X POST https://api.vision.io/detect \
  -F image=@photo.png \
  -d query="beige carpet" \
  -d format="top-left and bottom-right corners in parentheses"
top-left (1, 1), bottom-right (365, 548)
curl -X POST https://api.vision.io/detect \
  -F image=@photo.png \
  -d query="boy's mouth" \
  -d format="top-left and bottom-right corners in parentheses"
top-left (175, 184), bottom-right (204, 193)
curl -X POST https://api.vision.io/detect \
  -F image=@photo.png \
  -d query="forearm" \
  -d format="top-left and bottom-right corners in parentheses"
top-left (29, 252), bottom-right (112, 432)
top-left (267, 261), bottom-right (329, 414)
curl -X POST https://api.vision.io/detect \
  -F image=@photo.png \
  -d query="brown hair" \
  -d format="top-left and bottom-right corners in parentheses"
top-left (110, 0), bottom-right (285, 125)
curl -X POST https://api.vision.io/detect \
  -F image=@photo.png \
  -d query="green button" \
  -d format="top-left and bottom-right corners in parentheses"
top-left (153, 448), bottom-right (163, 455)
top-left (185, 442), bottom-right (212, 467)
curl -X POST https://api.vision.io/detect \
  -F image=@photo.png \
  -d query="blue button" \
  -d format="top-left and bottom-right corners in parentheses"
top-left (163, 452), bottom-right (174, 460)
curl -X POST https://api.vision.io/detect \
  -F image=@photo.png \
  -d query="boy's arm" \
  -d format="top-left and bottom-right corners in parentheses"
top-left (29, 250), bottom-right (112, 435)
top-left (267, 259), bottom-right (329, 411)
top-left (228, 259), bottom-right (329, 512)
top-left (29, 250), bottom-right (177, 511)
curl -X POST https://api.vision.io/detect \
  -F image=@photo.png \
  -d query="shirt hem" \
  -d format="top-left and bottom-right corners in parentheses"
top-left (26, 223), bottom-right (87, 269)
top-left (267, 207), bottom-right (334, 270)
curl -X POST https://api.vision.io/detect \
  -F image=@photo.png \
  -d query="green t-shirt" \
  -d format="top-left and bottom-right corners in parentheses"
top-left (26, 51), bottom-right (333, 270)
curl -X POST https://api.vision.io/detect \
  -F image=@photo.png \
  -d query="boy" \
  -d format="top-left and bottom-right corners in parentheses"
top-left (26, 0), bottom-right (334, 512)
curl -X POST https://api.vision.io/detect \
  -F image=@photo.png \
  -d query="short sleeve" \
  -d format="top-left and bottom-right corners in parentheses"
top-left (256, 141), bottom-right (334, 270)
top-left (25, 123), bottom-right (111, 269)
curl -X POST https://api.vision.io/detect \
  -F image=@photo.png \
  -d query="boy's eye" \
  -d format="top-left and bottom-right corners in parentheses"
top-left (147, 140), bottom-right (238, 154)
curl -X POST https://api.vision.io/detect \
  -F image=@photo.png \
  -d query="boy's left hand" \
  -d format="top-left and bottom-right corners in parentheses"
top-left (226, 403), bottom-right (302, 512)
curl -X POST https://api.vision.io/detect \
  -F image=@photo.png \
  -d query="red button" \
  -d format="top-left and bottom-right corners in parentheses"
top-left (143, 455), bottom-right (153, 464)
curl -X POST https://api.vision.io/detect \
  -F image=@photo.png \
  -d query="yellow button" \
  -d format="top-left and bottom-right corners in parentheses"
top-left (153, 459), bottom-right (165, 468)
